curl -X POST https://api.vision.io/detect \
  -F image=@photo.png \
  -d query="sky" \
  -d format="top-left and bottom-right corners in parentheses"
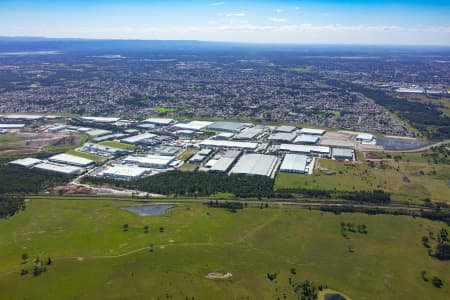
top-left (1, 0), bottom-right (450, 45)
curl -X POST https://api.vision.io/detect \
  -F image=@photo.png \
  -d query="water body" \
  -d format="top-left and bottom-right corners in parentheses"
top-left (377, 136), bottom-right (429, 151)
top-left (123, 205), bottom-right (175, 216)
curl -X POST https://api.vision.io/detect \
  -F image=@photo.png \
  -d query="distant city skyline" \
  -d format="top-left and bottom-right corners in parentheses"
top-left (1, 0), bottom-right (450, 45)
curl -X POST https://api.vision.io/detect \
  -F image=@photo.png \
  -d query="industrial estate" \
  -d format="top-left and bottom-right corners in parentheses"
top-left (2, 113), bottom-right (385, 181)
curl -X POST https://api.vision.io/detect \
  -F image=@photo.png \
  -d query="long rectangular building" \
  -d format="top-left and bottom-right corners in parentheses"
top-left (200, 139), bottom-right (258, 150)
top-left (230, 154), bottom-right (278, 177)
top-left (100, 164), bottom-right (150, 180)
top-left (121, 132), bottom-right (157, 145)
top-left (123, 155), bottom-right (175, 169)
top-left (233, 127), bottom-right (265, 140)
top-left (33, 162), bottom-right (84, 175)
top-left (279, 144), bottom-right (331, 157)
top-left (49, 153), bottom-right (94, 167)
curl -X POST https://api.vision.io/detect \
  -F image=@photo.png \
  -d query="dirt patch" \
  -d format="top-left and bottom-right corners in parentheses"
top-left (48, 184), bottom-right (94, 195)
top-left (206, 272), bottom-right (232, 280)
top-left (76, 257), bottom-right (84, 262)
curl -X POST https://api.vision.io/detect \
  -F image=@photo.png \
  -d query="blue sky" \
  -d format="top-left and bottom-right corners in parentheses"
top-left (1, 0), bottom-right (450, 45)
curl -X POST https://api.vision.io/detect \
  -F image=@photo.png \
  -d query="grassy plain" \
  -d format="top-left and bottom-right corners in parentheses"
top-left (0, 198), bottom-right (448, 299)
top-left (275, 156), bottom-right (450, 202)
top-left (99, 140), bottom-right (137, 150)
top-left (66, 149), bottom-right (106, 162)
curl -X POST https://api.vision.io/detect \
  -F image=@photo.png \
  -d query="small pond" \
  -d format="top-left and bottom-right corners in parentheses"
top-left (122, 205), bottom-right (176, 216)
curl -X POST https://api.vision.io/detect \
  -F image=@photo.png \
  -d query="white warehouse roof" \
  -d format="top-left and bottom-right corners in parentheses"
top-left (280, 144), bottom-right (330, 155)
top-left (230, 154), bottom-right (278, 177)
top-left (101, 164), bottom-right (150, 180)
top-left (121, 132), bottom-right (157, 144)
top-left (123, 155), bottom-right (175, 168)
top-left (80, 116), bottom-right (120, 123)
top-left (174, 121), bottom-right (213, 131)
top-left (268, 132), bottom-right (297, 142)
top-left (294, 134), bottom-right (320, 144)
top-left (299, 128), bottom-right (325, 135)
top-left (0, 123), bottom-right (25, 129)
top-left (5, 114), bottom-right (43, 120)
top-left (234, 127), bottom-right (265, 140)
top-left (200, 139), bottom-right (258, 150)
top-left (33, 162), bottom-right (84, 175)
top-left (9, 157), bottom-right (42, 168)
top-left (274, 125), bottom-right (296, 133)
top-left (280, 154), bottom-right (308, 174)
top-left (49, 153), bottom-right (94, 167)
top-left (356, 133), bottom-right (375, 141)
top-left (143, 118), bottom-right (174, 125)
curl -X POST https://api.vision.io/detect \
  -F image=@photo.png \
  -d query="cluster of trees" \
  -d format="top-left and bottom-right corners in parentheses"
top-left (20, 255), bottom-right (53, 277)
top-left (81, 171), bottom-right (274, 198)
top-left (0, 194), bottom-right (25, 218)
top-left (423, 228), bottom-right (450, 261)
top-left (205, 201), bottom-right (245, 212)
top-left (0, 165), bottom-right (72, 194)
top-left (320, 205), bottom-right (450, 226)
top-left (293, 280), bottom-right (318, 300)
top-left (340, 222), bottom-right (368, 237)
top-left (421, 271), bottom-right (444, 288)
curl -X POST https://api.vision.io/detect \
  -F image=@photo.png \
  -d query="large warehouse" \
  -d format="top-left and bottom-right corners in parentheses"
top-left (33, 162), bottom-right (84, 175)
top-left (279, 154), bottom-right (309, 174)
top-left (299, 128), bottom-right (326, 135)
top-left (279, 144), bottom-right (331, 157)
top-left (121, 132), bottom-right (158, 145)
top-left (294, 134), bottom-right (320, 145)
top-left (123, 155), bottom-right (175, 169)
top-left (332, 148), bottom-right (354, 161)
top-left (200, 139), bottom-right (258, 150)
top-left (143, 118), bottom-right (174, 125)
top-left (207, 121), bottom-right (247, 133)
top-left (230, 154), bottom-right (278, 177)
top-left (233, 126), bottom-right (265, 140)
top-left (268, 132), bottom-right (297, 143)
top-left (49, 153), bottom-right (95, 167)
top-left (9, 157), bottom-right (42, 168)
top-left (100, 164), bottom-right (150, 180)
top-left (173, 121), bottom-right (213, 131)
top-left (80, 116), bottom-right (120, 123)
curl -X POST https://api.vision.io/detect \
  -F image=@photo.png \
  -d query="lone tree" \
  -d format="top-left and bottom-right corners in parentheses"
top-left (123, 224), bottom-right (129, 232)
top-left (21, 253), bottom-right (28, 261)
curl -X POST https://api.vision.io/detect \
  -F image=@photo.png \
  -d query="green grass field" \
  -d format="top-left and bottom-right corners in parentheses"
top-left (66, 149), bottom-right (106, 162)
top-left (99, 140), bottom-right (137, 150)
top-left (275, 157), bottom-right (450, 202)
top-left (0, 198), bottom-right (448, 299)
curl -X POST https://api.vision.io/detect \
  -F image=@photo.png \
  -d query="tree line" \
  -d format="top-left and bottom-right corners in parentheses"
top-left (81, 171), bottom-right (274, 198)
top-left (276, 188), bottom-right (391, 204)
top-left (0, 165), bottom-right (72, 194)
top-left (318, 205), bottom-right (450, 226)
top-left (0, 194), bottom-right (25, 219)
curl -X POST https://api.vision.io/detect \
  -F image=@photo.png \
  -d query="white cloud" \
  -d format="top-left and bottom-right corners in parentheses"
top-left (225, 12), bottom-right (246, 17)
top-left (3, 24), bottom-right (450, 45)
top-left (295, 7), bottom-right (300, 11)
top-left (275, 9), bottom-right (284, 14)
top-left (211, 2), bottom-right (224, 6)
top-left (269, 18), bottom-right (287, 23)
